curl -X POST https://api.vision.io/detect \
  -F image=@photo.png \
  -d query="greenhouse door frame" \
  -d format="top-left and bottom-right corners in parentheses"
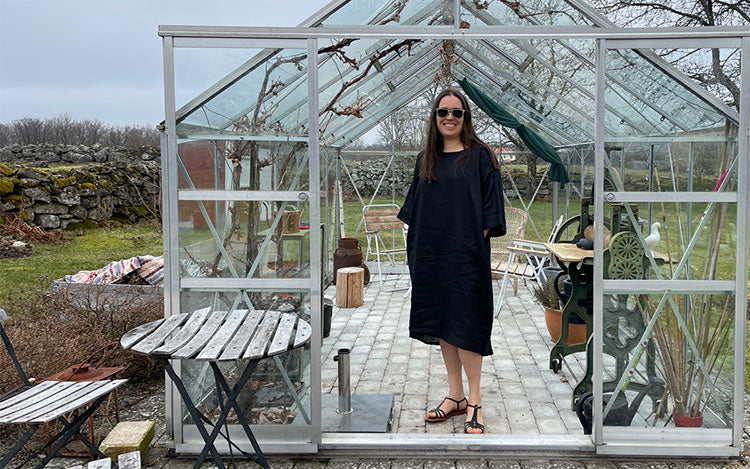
top-left (591, 36), bottom-right (749, 457)
top-left (161, 36), bottom-right (322, 454)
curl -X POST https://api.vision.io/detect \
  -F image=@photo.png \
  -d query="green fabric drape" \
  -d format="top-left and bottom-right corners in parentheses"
top-left (459, 78), bottom-right (569, 187)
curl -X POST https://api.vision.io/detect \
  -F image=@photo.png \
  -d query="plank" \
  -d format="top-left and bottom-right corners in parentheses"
top-left (293, 318), bottom-right (312, 348)
top-left (363, 209), bottom-right (399, 216)
top-left (219, 310), bottom-right (263, 361)
top-left (30, 379), bottom-right (127, 423)
top-left (544, 242), bottom-right (592, 263)
top-left (364, 214), bottom-right (399, 223)
top-left (130, 314), bottom-right (188, 355)
top-left (152, 307), bottom-right (211, 356)
top-left (171, 311), bottom-right (228, 360)
top-left (267, 313), bottom-right (296, 356)
top-left (196, 309), bottom-right (248, 361)
top-left (88, 457), bottom-right (112, 469)
top-left (118, 450), bottom-right (141, 469)
top-left (365, 222), bottom-right (403, 231)
top-left (120, 319), bottom-right (163, 350)
top-left (0, 380), bottom-right (57, 411)
top-left (0, 381), bottom-right (80, 422)
top-left (243, 311), bottom-right (281, 360)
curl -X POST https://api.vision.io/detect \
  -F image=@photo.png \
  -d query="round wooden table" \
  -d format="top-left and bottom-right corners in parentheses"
top-left (121, 308), bottom-right (312, 469)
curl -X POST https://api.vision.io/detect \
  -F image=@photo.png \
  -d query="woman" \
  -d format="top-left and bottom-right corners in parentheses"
top-left (397, 89), bottom-right (506, 434)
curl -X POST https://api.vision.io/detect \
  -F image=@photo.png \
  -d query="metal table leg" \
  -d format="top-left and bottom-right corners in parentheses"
top-left (161, 360), bottom-right (226, 469)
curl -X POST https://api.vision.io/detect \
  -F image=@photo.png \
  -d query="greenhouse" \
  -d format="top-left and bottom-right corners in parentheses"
top-left (156, 0), bottom-right (750, 460)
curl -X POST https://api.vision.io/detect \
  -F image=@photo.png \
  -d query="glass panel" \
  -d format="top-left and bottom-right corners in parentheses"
top-left (322, 0), bottom-right (439, 26)
top-left (462, 0), bottom-right (595, 27)
top-left (605, 49), bottom-right (732, 138)
top-left (178, 291), bottom-right (312, 427)
top-left (599, 292), bottom-right (734, 430)
top-left (177, 140), bottom-right (310, 192)
top-left (178, 200), bottom-right (311, 280)
top-left (176, 46), bottom-right (308, 133)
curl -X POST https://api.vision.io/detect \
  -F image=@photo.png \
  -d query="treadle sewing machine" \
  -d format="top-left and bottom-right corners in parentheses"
top-left (545, 196), bottom-right (666, 424)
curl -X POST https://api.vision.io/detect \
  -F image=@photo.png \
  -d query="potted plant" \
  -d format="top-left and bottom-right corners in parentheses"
top-left (533, 279), bottom-right (586, 345)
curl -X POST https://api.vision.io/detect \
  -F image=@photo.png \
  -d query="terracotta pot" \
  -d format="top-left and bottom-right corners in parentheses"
top-left (673, 411), bottom-right (703, 427)
top-left (544, 306), bottom-right (587, 345)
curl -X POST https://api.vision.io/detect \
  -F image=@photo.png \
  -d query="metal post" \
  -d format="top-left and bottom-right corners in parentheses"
top-left (592, 38), bottom-right (606, 447)
top-left (333, 348), bottom-right (352, 414)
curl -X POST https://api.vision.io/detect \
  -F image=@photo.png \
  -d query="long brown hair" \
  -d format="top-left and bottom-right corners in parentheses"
top-left (419, 88), bottom-right (497, 182)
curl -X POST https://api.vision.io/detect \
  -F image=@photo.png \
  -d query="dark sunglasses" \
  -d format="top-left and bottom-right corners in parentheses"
top-left (435, 108), bottom-right (465, 119)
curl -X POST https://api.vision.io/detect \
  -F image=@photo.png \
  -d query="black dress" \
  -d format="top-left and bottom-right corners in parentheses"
top-left (397, 146), bottom-right (506, 356)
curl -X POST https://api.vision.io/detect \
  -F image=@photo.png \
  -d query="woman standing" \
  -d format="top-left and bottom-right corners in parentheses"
top-left (397, 89), bottom-right (506, 434)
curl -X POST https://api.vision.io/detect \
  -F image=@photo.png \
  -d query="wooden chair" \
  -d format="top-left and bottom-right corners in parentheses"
top-left (0, 309), bottom-right (127, 469)
top-left (493, 215), bottom-right (565, 315)
top-left (362, 203), bottom-right (408, 290)
top-left (490, 207), bottom-right (529, 300)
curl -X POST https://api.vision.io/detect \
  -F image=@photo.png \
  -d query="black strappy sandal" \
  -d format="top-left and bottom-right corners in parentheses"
top-left (464, 404), bottom-right (485, 434)
top-left (425, 396), bottom-right (467, 422)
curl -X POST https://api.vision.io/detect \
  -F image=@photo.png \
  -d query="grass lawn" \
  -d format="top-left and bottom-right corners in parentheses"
top-left (0, 221), bottom-right (162, 315)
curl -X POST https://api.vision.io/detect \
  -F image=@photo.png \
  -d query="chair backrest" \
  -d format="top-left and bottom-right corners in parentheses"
top-left (547, 215), bottom-right (565, 243)
top-left (0, 309), bottom-right (32, 389)
top-left (490, 207), bottom-right (528, 258)
top-left (362, 204), bottom-right (404, 233)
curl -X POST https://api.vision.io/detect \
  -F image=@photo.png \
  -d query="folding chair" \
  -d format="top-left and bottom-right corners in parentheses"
top-left (493, 214), bottom-right (564, 315)
top-left (362, 203), bottom-right (409, 290)
top-left (0, 309), bottom-right (127, 469)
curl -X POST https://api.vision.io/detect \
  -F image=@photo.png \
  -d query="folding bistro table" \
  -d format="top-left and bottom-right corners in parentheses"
top-left (120, 308), bottom-right (312, 469)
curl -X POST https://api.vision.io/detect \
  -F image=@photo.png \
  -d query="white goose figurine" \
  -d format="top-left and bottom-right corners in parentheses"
top-left (645, 222), bottom-right (661, 253)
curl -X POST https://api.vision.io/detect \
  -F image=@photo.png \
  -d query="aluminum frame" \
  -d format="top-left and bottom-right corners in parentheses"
top-left (160, 18), bottom-right (749, 459)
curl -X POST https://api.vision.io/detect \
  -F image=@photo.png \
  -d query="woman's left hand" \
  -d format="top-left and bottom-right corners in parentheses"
top-left (483, 229), bottom-right (489, 238)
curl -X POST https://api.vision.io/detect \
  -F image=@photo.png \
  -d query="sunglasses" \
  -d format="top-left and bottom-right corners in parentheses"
top-left (435, 108), bottom-right (465, 119)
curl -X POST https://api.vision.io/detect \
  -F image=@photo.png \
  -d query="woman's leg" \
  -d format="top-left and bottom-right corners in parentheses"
top-left (458, 347), bottom-right (483, 433)
top-left (427, 339), bottom-right (467, 418)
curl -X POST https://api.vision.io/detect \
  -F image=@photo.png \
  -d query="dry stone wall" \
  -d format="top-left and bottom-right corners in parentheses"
top-left (340, 156), bottom-right (556, 201)
top-left (0, 161), bottom-right (160, 229)
top-left (0, 143), bottom-right (159, 165)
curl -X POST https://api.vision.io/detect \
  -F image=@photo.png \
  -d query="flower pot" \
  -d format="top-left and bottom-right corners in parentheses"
top-left (544, 306), bottom-right (587, 345)
top-left (673, 411), bottom-right (703, 427)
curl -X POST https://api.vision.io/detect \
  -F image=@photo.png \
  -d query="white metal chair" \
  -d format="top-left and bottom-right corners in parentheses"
top-left (0, 309), bottom-right (127, 469)
top-left (362, 203), bottom-right (409, 290)
top-left (493, 214), bottom-right (564, 315)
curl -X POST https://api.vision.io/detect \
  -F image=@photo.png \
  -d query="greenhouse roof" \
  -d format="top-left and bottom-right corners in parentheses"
top-left (171, 0), bottom-right (741, 149)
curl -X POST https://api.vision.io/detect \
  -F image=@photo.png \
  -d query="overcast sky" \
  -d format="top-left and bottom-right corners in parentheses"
top-left (0, 0), bottom-right (322, 127)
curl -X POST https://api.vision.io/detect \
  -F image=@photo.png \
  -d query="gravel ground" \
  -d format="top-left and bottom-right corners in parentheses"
top-left (4, 382), bottom-right (747, 469)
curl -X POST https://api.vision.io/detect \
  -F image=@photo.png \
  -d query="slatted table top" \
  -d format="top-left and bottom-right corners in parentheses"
top-left (120, 308), bottom-right (312, 361)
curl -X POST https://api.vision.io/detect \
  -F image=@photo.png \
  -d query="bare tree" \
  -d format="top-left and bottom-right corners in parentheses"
top-left (589, 0), bottom-right (746, 111)
top-left (0, 115), bottom-right (160, 147)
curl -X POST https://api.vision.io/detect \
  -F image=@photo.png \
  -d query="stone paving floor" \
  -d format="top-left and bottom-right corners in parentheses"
top-left (321, 274), bottom-right (588, 435)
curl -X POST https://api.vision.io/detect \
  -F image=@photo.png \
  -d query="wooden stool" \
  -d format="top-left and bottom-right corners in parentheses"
top-left (336, 267), bottom-right (364, 308)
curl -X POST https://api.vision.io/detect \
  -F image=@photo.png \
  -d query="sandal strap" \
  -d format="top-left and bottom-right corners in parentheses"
top-left (429, 397), bottom-right (466, 418)
top-left (445, 396), bottom-right (467, 406)
top-left (465, 404), bottom-right (484, 430)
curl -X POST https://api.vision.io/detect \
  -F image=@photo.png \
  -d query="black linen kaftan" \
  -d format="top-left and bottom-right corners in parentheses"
top-left (397, 146), bottom-right (506, 356)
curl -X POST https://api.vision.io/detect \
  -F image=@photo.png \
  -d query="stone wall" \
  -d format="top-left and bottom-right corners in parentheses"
top-left (0, 161), bottom-right (160, 229)
top-left (0, 143), bottom-right (160, 165)
top-left (340, 156), bottom-right (556, 201)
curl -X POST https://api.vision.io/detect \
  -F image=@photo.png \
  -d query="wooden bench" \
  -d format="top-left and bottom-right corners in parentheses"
top-left (0, 309), bottom-right (127, 469)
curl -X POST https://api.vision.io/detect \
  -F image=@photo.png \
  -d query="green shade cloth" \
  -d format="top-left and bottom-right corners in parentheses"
top-left (459, 78), bottom-right (569, 187)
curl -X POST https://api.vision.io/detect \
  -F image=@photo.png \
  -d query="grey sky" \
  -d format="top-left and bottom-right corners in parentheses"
top-left (0, 0), bottom-right (321, 126)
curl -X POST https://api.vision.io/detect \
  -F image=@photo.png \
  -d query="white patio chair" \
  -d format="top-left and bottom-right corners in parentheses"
top-left (362, 203), bottom-right (409, 290)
